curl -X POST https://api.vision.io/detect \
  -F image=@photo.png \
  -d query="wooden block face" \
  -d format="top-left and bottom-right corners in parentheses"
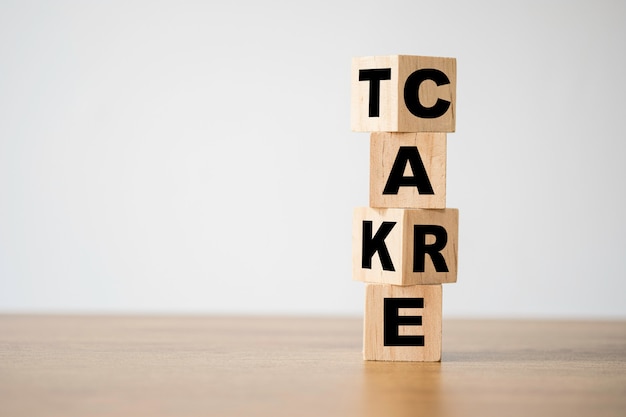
top-left (364, 283), bottom-right (442, 361)
top-left (352, 207), bottom-right (458, 285)
top-left (351, 55), bottom-right (456, 132)
top-left (370, 132), bottom-right (447, 209)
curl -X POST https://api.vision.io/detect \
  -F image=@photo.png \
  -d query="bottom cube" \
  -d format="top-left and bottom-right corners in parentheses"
top-left (364, 283), bottom-right (442, 362)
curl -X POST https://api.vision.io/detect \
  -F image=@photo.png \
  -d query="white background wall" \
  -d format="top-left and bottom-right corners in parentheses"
top-left (1, 0), bottom-right (625, 318)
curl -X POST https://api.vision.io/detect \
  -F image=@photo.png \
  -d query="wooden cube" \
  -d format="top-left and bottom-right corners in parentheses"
top-left (351, 55), bottom-right (456, 132)
top-left (370, 132), bottom-right (446, 209)
top-left (352, 207), bottom-right (458, 285)
top-left (364, 283), bottom-right (442, 361)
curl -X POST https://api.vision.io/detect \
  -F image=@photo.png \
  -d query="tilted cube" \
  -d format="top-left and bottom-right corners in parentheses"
top-left (352, 207), bottom-right (458, 285)
top-left (351, 55), bottom-right (456, 132)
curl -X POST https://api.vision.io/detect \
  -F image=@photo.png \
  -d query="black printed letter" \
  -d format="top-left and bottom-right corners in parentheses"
top-left (413, 225), bottom-right (449, 272)
top-left (362, 221), bottom-right (396, 271)
top-left (359, 68), bottom-right (392, 117)
top-left (383, 146), bottom-right (434, 195)
top-left (384, 298), bottom-right (424, 346)
top-left (404, 68), bottom-right (451, 119)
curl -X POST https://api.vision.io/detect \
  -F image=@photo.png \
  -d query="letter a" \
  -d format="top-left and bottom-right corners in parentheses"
top-left (383, 146), bottom-right (434, 195)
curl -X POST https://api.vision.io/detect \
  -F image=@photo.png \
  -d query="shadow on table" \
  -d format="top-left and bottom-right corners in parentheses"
top-left (361, 361), bottom-right (444, 417)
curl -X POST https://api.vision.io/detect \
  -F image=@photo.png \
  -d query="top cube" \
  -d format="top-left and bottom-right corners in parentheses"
top-left (351, 55), bottom-right (456, 133)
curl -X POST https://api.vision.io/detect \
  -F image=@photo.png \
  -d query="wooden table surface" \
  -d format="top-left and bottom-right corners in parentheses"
top-left (0, 316), bottom-right (625, 417)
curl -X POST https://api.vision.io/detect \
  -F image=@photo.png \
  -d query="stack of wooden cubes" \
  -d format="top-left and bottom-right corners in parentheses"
top-left (351, 55), bottom-right (458, 362)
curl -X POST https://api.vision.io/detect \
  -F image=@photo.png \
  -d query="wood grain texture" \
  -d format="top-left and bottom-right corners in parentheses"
top-left (370, 132), bottom-right (447, 208)
top-left (0, 316), bottom-right (625, 417)
top-left (351, 55), bottom-right (456, 132)
top-left (363, 284), bottom-right (442, 362)
top-left (353, 207), bottom-right (458, 285)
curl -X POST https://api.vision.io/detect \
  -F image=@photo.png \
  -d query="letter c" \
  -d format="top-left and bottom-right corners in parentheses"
top-left (403, 68), bottom-right (451, 119)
